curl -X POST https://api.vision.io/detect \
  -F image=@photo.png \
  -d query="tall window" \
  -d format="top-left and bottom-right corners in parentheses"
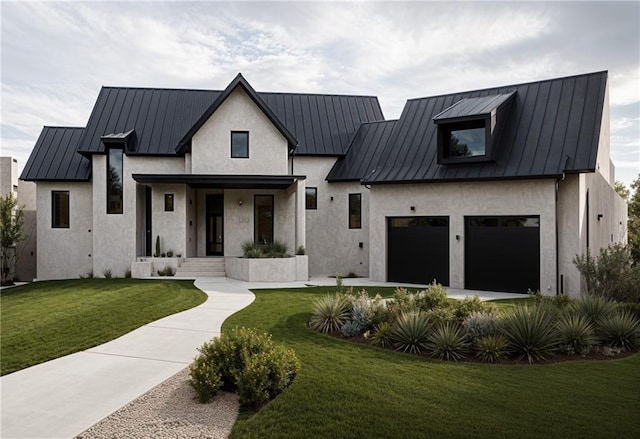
top-left (305, 187), bottom-right (317, 210)
top-left (52, 191), bottom-right (69, 228)
top-left (231, 131), bottom-right (249, 158)
top-left (164, 194), bottom-right (174, 211)
top-left (349, 193), bottom-right (361, 229)
top-left (254, 195), bottom-right (274, 244)
top-left (107, 148), bottom-right (123, 214)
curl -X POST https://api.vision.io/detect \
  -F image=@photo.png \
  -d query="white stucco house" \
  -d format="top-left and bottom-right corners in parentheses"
top-left (21, 71), bottom-right (626, 296)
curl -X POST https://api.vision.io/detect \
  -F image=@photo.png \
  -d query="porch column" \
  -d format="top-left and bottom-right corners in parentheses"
top-left (295, 178), bottom-right (306, 251)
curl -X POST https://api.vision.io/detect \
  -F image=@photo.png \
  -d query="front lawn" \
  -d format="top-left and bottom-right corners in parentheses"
top-left (224, 287), bottom-right (640, 439)
top-left (1, 279), bottom-right (206, 375)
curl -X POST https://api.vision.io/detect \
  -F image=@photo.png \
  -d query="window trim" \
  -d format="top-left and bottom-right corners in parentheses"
top-left (231, 131), bottom-right (249, 159)
top-left (349, 193), bottom-right (362, 229)
top-left (164, 193), bottom-right (174, 212)
top-left (305, 187), bottom-right (317, 210)
top-left (106, 147), bottom-right (124, 214)
top-left (51, 190), bottom-right (70, 229)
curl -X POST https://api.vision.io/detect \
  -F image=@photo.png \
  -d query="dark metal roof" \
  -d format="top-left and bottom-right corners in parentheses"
top-left (131, 174), bottom-right (305, 189)
top-left (433, 91), bottom-right (516, 123)
top-left (326, 120), bottom-right (397, 182)
top-left (363, 71), bottom-right (608, 184)
top-left (177, 73), bottom-right (298, 152)
top-left (20, 127), bottom-right (90, 181)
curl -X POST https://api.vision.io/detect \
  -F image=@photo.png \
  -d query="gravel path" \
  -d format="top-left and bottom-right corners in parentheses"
top-left (76, 367), bottom-right (239, 439)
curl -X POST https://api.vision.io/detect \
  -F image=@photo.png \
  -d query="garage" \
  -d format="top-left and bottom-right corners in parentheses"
top-left (465, 216), bottom-right (540, 293)
top-left (387, 217), bottom-right (449, 285)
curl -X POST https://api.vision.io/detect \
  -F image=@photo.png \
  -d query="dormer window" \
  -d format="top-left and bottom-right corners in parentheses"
top-left (434, 91), bottom-right (515, 164)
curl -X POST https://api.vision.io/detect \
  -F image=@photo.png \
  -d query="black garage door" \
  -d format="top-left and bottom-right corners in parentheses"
top-left (388, 217), bottom-right (449, 285)
top-left (465, 216), bottom-right (540, 293)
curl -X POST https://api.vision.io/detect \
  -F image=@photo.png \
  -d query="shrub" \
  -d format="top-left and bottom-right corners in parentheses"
top-left (427, 323), bottom-right (469, 361)
top-left (572, 295), bottom-right (617, 326)
top-left (390, 312), bottom-right (432, 354)
top-left (618, 302), bottom-right (640, 321)
top-left (415, 281), bottom-right (449, 311)
top-left (103, 269), bottom-right (112, 279)
top-left (597, 311), bottom-right (640, 351)
top-left (502, 305), bottom-right (559, 363)
top-left (573, 244), bottom-right (640, 303)
top-left (161, 253), bottom-right (166, 258)
top-left (475, 334), bottom-right (509, 363)
top-left (452, 295), bottom-right (496, 323)
top-left (167, 250), bottom-right (173, 257)
top-left (189, 327), bottom-right (300, 407)
top-left (344, 290), bottom-right (388, 331)
top-left (391, 288), bottom-right (421, 314)
top-left (157, 266), bottom-right (175, 276)
top-left (266, 241), bottom-right (288, 258)
top-left (124, 269), bottom-right (132, 278)
top-left (369, 322), bottom-right (393, 348)
top-left (309, 294), bottom-right (349, 334)
top-left (296, 245), bottom-right (306, 255)
top-left (425, 306), bottom-right (456, 327)
top-left (462, 311), bottom-right (502, 345)
top-left (340, 321), bottom-right (362, 337)
top-left (555, 314), bottom-right (597, 355)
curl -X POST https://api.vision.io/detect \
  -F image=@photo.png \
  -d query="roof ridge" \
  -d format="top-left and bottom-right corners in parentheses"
top-left (43, 126), bottom-right (85, 130)
top-left (101, 85), bottom-right (222, 92)
top-left (405, 70), bottom-right (608, 102)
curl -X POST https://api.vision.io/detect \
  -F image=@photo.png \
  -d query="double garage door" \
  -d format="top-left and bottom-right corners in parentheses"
top-left (387, 216), bottom-right (540, 293)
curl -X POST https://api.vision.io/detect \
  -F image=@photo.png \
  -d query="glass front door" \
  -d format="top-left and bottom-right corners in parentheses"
top-left (206, 194), bottom-right (224, 256)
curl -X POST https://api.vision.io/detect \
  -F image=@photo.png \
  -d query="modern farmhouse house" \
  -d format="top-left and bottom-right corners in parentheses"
top-left (21, 71), bottom-right (627, 295)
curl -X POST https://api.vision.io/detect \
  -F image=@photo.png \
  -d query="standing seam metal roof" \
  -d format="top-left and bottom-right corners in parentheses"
top-left (362, 71), bottom-right (607, 184)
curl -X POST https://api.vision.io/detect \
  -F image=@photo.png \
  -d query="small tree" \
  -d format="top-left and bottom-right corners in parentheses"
top-left (628, 174), bottom-right (640, 264)
top-left (0, 194), bottom-right (26, 286)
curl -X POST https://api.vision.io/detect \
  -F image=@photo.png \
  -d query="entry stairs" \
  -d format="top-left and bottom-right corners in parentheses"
top-left (175, 257), bottom-right (226, 278)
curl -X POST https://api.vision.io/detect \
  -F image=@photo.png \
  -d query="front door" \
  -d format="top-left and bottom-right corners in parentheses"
top-left (206, 194), bottom-right (224, 256)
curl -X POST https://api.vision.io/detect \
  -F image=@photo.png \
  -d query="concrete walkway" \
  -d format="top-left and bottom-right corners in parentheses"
top-left (0, 276), bottom-right (525, 439)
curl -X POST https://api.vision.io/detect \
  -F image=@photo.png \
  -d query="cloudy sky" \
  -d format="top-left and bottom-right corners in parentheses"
top-left (2, 1), bottom-right (639, 187)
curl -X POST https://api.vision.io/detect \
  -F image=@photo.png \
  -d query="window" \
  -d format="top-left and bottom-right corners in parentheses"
top-left (349, 193), bottom-right (361, 229)
top-left (52, 191), bottom-right (69, 228)
top-left (441, 120), bottom-right (487, 160)
top-left (107, 148), bottom-right (123, 214)
top-left (305, 187), bottom-right (317, 210)
top-left (231, 131), bottom-right (249, 158)
top-left (255, 195), bottom-right (274, 244)
top-left (164, 194), bottom-right (174, 211)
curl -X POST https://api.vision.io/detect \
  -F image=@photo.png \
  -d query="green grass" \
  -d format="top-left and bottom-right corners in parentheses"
top-left (1, 279), bottom-right (206, 375)
top-left (224, 287), bottom-right (640, 439)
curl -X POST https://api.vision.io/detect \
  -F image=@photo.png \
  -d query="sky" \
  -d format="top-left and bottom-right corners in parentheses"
top-left (2, 1), bottom-right (639, 187)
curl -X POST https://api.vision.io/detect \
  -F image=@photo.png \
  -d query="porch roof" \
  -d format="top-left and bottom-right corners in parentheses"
top-left (131, 173), bottom-right (305, 189)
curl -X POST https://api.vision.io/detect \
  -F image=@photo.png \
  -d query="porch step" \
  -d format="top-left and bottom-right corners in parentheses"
top-left (175, 258), bottom-right (225, 277)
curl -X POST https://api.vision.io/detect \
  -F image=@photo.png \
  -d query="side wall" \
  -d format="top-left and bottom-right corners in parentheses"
top-left (36, 182), bottom-right (93, 280)
top-left (15, 181), bottom-right (37, 281)
top-left (295, 157), bottom-right (369, 277)
top-left (369, 179), bottom-right (557, 294)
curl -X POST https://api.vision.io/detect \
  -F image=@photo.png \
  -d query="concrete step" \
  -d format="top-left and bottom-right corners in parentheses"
top-left (175, 258), bottom-right (225, 277)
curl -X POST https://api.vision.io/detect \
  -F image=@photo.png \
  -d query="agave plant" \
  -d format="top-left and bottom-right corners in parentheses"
top-left (309, 294), bottom-right (349, 334)
top-left (390, 311), bottom-right (432, 354)
top-left (427, 322), bottom-right (469, 361)
top-left (597, 311), bottom-right (640, 351)
top-left (369, 322), bottom-right (393, 348)
top-left (555, 313), bottom-right (597, 355)
top-left (502, 305), bottom-right (559, 363)
top-left (572, 295), bottom-right (617, 326)
top-left (475, 334), bottom-right (509, 363)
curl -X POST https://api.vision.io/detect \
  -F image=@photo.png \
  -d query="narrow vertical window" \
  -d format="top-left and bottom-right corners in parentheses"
top-left (349, 193), bottom-right (361, 229)
top-left (164, 194), bottom-right (174, 211)
top-left (107, 148), bottom-right (123, 214)
top-left (305, 187), bottom-right (317, 210)
top-left (52, 191), bottom-right (70, 228)
top-left (254, 195), bottom-right (274, 244)
top-left (231, 131), bottom-right (249, 158)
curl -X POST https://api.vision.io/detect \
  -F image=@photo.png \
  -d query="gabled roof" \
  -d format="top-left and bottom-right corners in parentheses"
top-left (177, 73), bottom-right (298, 152)
top-left (21, 127), bottom-right (90, 181)
top-left (363, 71), bottom-right (608, 184)
top-left (433, 91), bottom-right (516, 123)
top-left (327, 120), bottom-right (397, 182)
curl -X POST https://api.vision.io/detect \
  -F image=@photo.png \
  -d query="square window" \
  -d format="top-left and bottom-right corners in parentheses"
top-left (349, 193), bottom-right (361, 229)
top-left (52, 191), bottom-right (70, 228)
top-left (305, 187), bottom-right (317, 210)
top-left (231, 131), bottom-right (249, 158)
top-left (164, 194), bottom-right (174, 211)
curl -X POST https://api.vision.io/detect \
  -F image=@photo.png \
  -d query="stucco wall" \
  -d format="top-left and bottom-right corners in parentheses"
top-left (36, 182), bottom-right (93, 280)
top-left (294, 157), bottom-right (369, 277)
top-left (191, 88), bottom-right (289, 175)
top-left (368, 179), bottom-right (557, 294)
top-left (151, 183), bottom-right (187, 257)
top-left (92, 154), bottom-right (184, 277)
top-left (0, 156), bottom-right (18, 197)
top-left (15, 181), bottom-right (37, 281)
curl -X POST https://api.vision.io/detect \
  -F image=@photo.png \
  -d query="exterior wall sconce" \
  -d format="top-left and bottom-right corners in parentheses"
top-left (359, 242), bottom-right (363, 248)
top-left (456, 234), bottom-right (460, 241)
top-left (410, 206), bottom-right (415, 211)
top-left (238, 199), bottom-right (243, 206)
top-left (597, 214), bottom-right (603, 221)
top-left (330, 196), bottom-right (334, 201)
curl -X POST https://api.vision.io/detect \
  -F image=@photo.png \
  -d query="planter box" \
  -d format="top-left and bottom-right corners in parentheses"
top-left (131, 257), bottom-right (184, 278)
top-left (226, 255), bottom-right (308, 282)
